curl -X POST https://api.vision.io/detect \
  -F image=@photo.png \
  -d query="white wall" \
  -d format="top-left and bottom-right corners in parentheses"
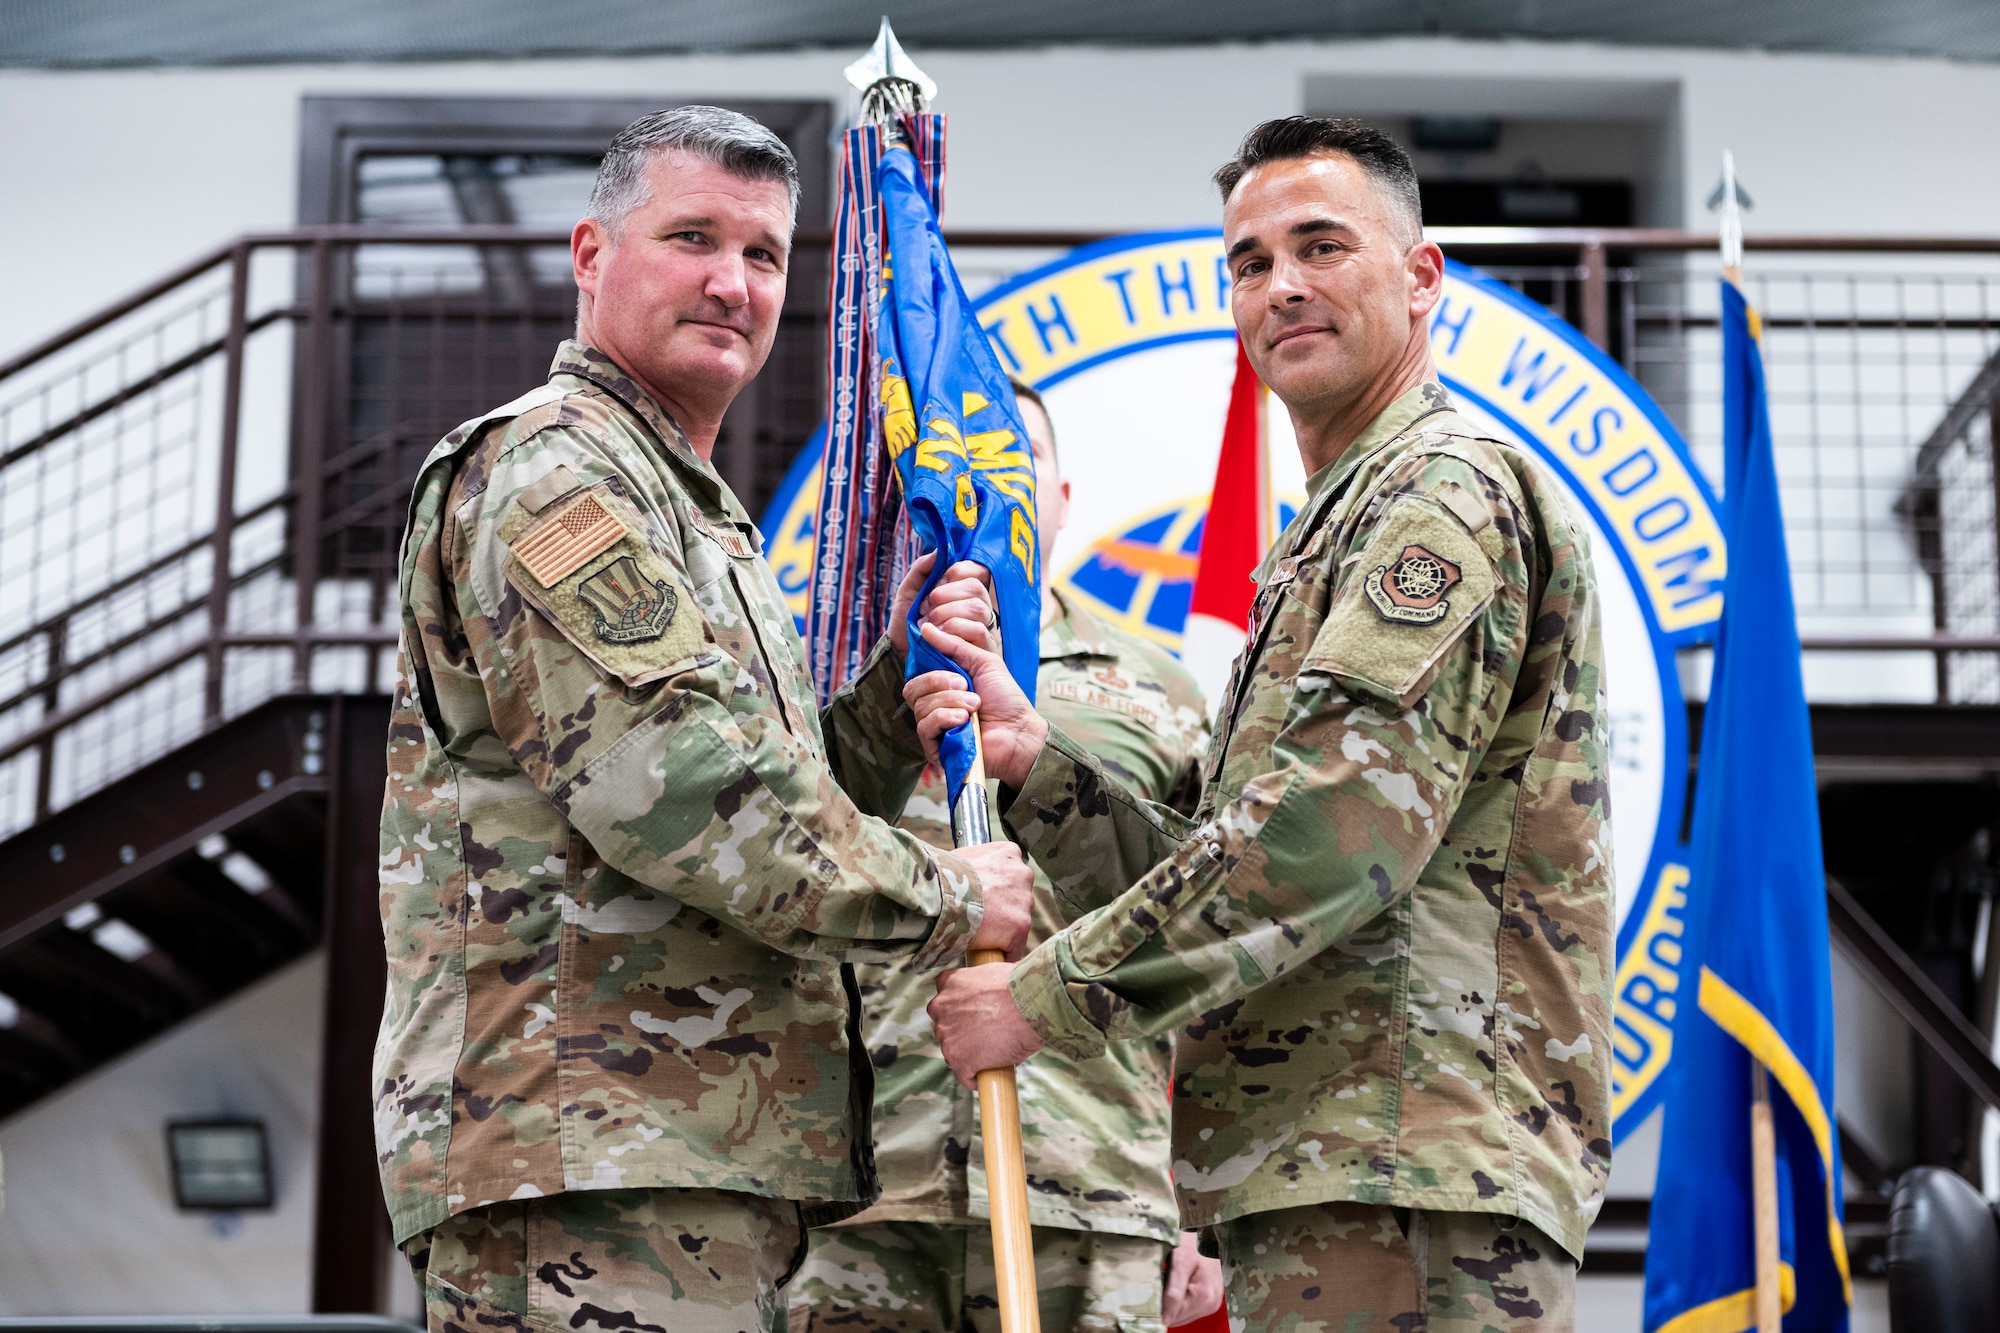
top-left (4, 37), bottom-right (2000, 360)
top-left (0, 953), bottom-right (324, 1315)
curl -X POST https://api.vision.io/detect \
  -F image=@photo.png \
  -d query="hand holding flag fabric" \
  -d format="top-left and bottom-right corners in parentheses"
top-left (885, 553), bottom-right (995, 656)
top-left (904, 617), bottom-right (1048, 791)
top-left (871, 143), bottom-right (1041, 816)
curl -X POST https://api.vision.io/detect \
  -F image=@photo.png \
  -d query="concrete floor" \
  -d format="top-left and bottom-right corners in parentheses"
top-left (1577, 1275), bottom-right (1889, 1331)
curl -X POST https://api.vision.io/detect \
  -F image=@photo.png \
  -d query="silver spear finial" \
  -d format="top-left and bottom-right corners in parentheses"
top-left (845, 16), bottom-right (937, 127)
top-left (1707, 150), bottom-right (1754, 283)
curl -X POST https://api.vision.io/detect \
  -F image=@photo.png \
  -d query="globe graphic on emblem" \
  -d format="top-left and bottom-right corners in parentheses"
top-left (1061, 497), bottom-right (1300, 653)
top-left (1393, 552), bottom-right (1450, 602)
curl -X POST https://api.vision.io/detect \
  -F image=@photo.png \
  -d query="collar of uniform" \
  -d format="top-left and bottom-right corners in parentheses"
top-left (1301, 379), bottom-right (1455, 510)
top-left (547, 340), bottom-right (728, 506)
top-left (1040, 587), bottom-right (1119, 662)
top-left (1255, 380), bottom-right (1454, 588)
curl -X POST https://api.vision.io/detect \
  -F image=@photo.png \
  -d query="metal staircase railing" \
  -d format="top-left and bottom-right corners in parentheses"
top-left (0, 228), bottom-right (585, 842)
top-left (8, 225), bottom-right (2000, 847)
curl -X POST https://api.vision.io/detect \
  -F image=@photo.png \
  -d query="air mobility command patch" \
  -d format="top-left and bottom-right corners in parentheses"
top-left (1364, 544), bottom-right (1463, 625)
top-left (1306, 491), bottom-right (1497, 705)
top-left (503, 481), bottom-right (705, 684)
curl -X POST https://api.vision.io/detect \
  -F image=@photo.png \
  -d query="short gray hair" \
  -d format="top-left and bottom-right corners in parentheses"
top-left (588, 105), bottom-right (800, 236)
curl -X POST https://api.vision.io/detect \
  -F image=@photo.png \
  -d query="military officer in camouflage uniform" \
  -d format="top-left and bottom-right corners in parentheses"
top-left (913, 118), bottom-right (1612, 1331)
top-left (375, 106), bottom-right (1034, 1333)
top-left (790, 385), bottom-right (1224, 1333)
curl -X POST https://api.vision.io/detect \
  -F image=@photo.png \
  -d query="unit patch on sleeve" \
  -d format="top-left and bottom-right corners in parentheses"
top-left (577, 555), bottom-right (678, 644)
top-left (1364, 544), bottom-right (1463, 625)
top-left (1305, 495), bottom-right (1497, 706)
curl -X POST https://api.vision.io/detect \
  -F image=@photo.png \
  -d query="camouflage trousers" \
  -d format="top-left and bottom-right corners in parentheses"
top-left (789, 1219), bottom-right (1170, 1333)
top-left (1214, 1203), bottom-right (1575, 1333)
top-left (405, 1187), bottom-right (805, 1333)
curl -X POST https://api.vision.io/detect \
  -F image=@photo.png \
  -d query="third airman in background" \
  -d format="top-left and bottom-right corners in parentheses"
top-left (790, 382), bottom-right (1224, 1333)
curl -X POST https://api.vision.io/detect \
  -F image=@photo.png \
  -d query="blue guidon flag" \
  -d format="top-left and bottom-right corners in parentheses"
top-left (809, 112), bottom-right (1039, 842)
top-left (1644, 278), bottom-right (1849, 1333)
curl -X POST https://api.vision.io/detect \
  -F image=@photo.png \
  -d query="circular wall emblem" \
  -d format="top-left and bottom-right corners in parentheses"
top-left (762, 231), bottom-right (1726, 1137)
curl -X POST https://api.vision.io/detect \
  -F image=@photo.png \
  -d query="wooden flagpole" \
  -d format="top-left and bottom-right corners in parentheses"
top-left (957, 721), bottom-right (1042, 1333)
top-left (1750, 1061), bottom-right (1782, 1332)
top-left (1718, 146), bottom-right (1782, 1333)
top-left (966, 1011), bottom-right (1040, 1333)
top-left (844, 23), bottom-right (1040, 1327)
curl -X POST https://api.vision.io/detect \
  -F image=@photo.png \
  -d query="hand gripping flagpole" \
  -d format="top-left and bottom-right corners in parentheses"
top-left (844, 23), bottom-right (1041, 1332)
top-left (959, 731), bottom-right (1042, 1333)
top-left (1713, 147), bottom-right (1780, 1333)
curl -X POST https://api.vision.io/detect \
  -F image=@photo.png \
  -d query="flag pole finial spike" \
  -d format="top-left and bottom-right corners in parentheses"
top-left (844, 17), bottom-right (938, 125)
top-left (1715, 148), bottom-right (1745, 283)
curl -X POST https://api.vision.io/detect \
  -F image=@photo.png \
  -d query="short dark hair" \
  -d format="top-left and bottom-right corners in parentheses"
top-left (1212, 117), bottom-right (1423, 246)
top-left (1009, 378), bottom-right (1058, 466)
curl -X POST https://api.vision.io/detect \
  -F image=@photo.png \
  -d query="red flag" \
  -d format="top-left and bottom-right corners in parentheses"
top-left (1171, 1306), bottom-right (1230, 1333)
top-left (1182, 338), bottom-right (1269, 709)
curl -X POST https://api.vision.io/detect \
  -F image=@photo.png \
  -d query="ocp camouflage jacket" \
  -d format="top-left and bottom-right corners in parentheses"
top-left (374, 342), bottom-right (984, 1245)
top-left (1003, 382), bottom-right (1613, 1259)
top-left (849, 591), bottom-right (1208, 1243)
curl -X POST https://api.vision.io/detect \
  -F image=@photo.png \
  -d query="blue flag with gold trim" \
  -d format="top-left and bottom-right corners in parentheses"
top-left (874, 142), bottom-right (1039, 817)
top-left (1643, 280), bottom-right (1849, 1332)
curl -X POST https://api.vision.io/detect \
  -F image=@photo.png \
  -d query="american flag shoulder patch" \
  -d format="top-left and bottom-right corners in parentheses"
top-left (512, 491), bottom-right (626, 586)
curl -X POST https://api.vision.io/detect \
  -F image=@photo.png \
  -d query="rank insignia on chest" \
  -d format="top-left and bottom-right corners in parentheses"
top-left (1364, 544), bottom-right (1462, 625)
top-left (576, 555), bottom-right (678, 644)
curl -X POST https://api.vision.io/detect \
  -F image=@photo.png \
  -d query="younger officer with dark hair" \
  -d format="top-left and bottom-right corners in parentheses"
top-left (917, 118), bottom-right (1612, 1332)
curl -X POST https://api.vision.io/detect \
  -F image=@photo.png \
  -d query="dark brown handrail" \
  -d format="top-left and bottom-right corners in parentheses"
top-left (0, 566), bottom-right (272, 726)
top-left (0, 490), bottom-right (292, 669)
top-left (1800, 637), bottom-right (2000, 652)
top-left (5, 223), bottom-right (2000, 834)
top-left (1827, 876), bottom-right (2000, 1114)
top-left (0, 628), bottom-right (398, 777)
top-left (0, 305), bottom-right (293, 472)
top-left (0, 240), bottom-right (240, 382)
top-left (1428, 227), bottom-right (2000, 254)
top-left (212, 223), bottom-right (2000, 254)
top-left (11, 224), bottom-right (2000, 385)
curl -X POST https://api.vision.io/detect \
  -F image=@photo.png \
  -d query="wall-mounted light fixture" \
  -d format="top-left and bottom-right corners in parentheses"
top-left (165, 1118), bottom-right (272, 1211)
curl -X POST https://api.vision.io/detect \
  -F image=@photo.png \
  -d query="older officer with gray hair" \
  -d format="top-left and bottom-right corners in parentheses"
top-left (375, 105), bottom-right (1032, 1333)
